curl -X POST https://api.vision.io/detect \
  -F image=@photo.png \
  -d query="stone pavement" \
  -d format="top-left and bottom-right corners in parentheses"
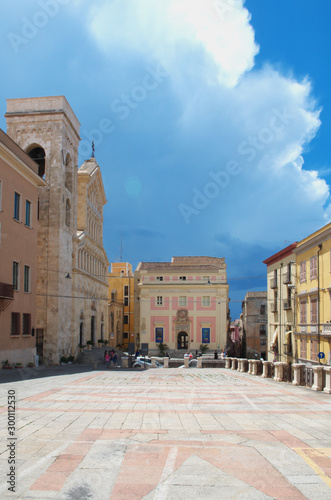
top-left (0, 367), bottom-right (331, 499)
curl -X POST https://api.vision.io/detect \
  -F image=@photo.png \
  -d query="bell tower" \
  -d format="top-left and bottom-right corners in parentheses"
top-left (5, 96), bottom-right (80, 363)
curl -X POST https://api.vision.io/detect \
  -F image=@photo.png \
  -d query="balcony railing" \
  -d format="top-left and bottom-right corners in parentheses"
top-left (322, 323), bottom-right (331, 336)
top-left (270, 278), bottom-right (277, 289)
top-left (283, 273), bottom-right (291, 284)
top-left (283, 300), bottom-right (292, 310)
top-left (0, 282), bottom-right (14, 311)
top-left (270, 302), bottom-right (278, 313)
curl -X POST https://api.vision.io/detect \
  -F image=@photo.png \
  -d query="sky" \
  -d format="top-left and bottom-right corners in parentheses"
top-left (1, 0), bottom-right (331, 319)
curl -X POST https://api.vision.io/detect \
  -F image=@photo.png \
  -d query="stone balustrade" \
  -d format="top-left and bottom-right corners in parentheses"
top-left (231, 358), bottom-right (238, 370)
top-left (225, 358), bottom-right (231, 369)
top-left (292, 363), bottom-right (304, 386)
top-left (312, 366), bottom-right (324, 391)
top-left (184, 357), bottom-right (189, 368)
top-left (248, 360), bottom-right (253, 375)
top-left (324, 367), bottom-right (331, 394)
top-left (262, 361), bottom-right (272, 378)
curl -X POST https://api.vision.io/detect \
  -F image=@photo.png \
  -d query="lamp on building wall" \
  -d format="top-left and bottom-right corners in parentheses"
top-left (65, 273), bottom-right (71, 279)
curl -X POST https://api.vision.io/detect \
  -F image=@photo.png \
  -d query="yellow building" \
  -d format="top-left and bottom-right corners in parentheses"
top-left (108, 263), bottom-right (135, 350)
top-left (293, 222), bottom-right (331, 365)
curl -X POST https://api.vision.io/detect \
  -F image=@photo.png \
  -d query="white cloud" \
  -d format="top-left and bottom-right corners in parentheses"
top-left (87, 0), bottom-right (259, 87)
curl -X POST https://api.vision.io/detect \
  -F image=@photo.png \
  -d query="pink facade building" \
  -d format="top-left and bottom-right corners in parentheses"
top-left (134, 257), bottom-right (229, 353)
top-left (0, 129), bottom-right (46, 364)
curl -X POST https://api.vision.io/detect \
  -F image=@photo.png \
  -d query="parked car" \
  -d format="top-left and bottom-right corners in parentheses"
top-left (133, 358), bottom-right (162, 368)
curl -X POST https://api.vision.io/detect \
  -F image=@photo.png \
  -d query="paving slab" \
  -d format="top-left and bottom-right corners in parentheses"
top-left (0, 366), bottom-right (331, 499)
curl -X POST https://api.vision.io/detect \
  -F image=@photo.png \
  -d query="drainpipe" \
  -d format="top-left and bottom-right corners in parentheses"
top-left (279, 263), bottom-right (283, 361)
top-left (317, 244), bottom-right (322, 364)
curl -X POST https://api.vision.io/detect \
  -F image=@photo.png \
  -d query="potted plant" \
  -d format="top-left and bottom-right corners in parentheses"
top-left (68, 355), bottom-right (75, 364)
top-left (60, 356), bottom-right (68, 365)
top-left (15, 362), bottom-right (23, 368)
top-left (104, 339), bottom-right (109, 346)
top-left (156, 343), bottom-right (169, 356)
top-left (2, 360), bottom-right (12, 369)
top-left (199, 344), bottom-right (209, 354)
top-left (97, 339), bottom-right (104, 347)
top-left (27, 362), bottom-right (35, 368)
top-left (86, 340), bottom-right (93, 350)
top-left (78, 343), bottom-right (86, 352)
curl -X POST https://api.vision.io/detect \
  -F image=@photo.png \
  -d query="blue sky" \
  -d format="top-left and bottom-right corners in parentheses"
top-left (1, 0), bottom-right (330, 319)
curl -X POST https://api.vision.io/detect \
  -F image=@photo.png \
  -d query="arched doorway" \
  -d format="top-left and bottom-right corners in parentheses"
top-left (177, 331), bottom-right (188, 350)
top-left (27, 146), bottom-right (46, 178)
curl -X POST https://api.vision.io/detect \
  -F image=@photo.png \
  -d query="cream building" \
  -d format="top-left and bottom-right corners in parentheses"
top-left (263, 243), bottom-right (297, 363)
top-left (134, 256), bottom-right (229, 354)
top-left (5, 96), bottom-right (109, 363)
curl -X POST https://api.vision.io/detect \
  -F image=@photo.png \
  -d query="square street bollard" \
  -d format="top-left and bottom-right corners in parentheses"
top-left (197, 357), bottom-right (202, 368)
top-left (231, 358), bottom-right (238, 370)
top-left (248, 360), bottom-right (253, 375)
top-left (323, 367), bottom-right (331, 394)
top-left (121, 357), bottom-right (129, 368)
top-left (184, 357), bottom-right (189, 368)
top-left (225, 358), bottom-right (231, 369)
top-left (252, 360), bottom-right (258, 376)
top-left (164, 357), bottom-right (169, 368)
top-left (312, 366), bottom-right (324, 391)
top-left (237, 359), bottom-right (242, 371)
top-left (151, 357), bottom-right (156, 367)
top-left (292, 363), bottom-right (304, 386)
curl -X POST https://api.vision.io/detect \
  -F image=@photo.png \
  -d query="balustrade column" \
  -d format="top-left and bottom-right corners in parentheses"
top-left (231, 358), bottom-right (238, 370)
top-left (262, 361), bottom-right (271, 378)
top-left (163, 357), bottom-right (169, 368)
top-left (248, 360), bottom-right (253, 374)
top-left (241, 359), bottom-right (248, 372)
top-left (225, 358), bottom-right (231, 369)
top-left (121, 357), bottom-right (128, 368)
top-left (184, 357), bottom-right (189, 368)
top-left (323, 367), bottom-right (331, 394)
top-left (292, 363), bottom-right (304, 386)
top-left (197, 357), bottom-right (202, 368)
top-left (151, 357), bottom-right (156, 367)
top-left (312, 366), bottom-right (324, 391)
top-left (237, 359), bottom-right (242, 371)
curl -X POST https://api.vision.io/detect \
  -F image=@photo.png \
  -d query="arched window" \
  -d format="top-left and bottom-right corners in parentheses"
top-left (27, 146), bottom-right (46, 178)
top-left (65, 153), bottom-right (73, 192)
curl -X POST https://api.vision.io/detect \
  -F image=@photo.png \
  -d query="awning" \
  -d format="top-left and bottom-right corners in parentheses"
top-left (269, 327), bottom-right (278, 351)
top-left (284, 330), bottom-right (292, 344)
top-left (271, 327), bottom-right (278, 345)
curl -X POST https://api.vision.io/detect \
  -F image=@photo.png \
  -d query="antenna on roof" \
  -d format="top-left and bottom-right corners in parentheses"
top-left (91, 140), bottom-right (95, 158)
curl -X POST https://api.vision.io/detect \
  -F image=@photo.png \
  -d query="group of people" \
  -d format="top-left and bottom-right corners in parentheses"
top-left (104, 349), bottom-right (117, 368)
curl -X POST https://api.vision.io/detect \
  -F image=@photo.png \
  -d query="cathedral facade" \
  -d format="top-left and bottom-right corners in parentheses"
top-left (5, 96), bottom-right (109, 363)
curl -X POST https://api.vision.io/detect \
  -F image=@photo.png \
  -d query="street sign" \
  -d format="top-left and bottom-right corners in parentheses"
top-left (318, 352), bottom-right (325, 359)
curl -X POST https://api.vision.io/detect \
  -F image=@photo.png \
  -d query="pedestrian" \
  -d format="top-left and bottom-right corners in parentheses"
top-left (105, 352), bottom-right (110, 368)
top-left (214, 350), bottom-right (218, 360)
top-left (135, 349), bottom-right (139, 359)
top-left (113, 351), bottom-right (117, 367)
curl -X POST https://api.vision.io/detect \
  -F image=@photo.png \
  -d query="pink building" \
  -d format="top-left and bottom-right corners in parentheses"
top-left (134, 257), bottom-right (229, 354)
top-left (0, 129), bottom-right (46, 365)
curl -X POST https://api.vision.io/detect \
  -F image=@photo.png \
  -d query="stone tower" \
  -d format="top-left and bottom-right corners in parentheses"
top-left (5, 96), bottom-right (80, 363)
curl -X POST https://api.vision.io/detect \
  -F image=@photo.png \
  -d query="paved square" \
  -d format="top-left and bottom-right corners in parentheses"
top-left (1, 368), bottom-right (331, 499)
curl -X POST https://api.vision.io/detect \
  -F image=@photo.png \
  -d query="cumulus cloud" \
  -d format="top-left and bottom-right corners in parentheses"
top-left (75, 0), bottom-right (330, 261)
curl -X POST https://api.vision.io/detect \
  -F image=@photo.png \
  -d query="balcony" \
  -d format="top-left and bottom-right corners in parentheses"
top-left (283, 300), bottom-right (292, 310)
top-left (322, 323), bottom-right (331, 337)
top-left (270, 302), bottom-right (278, 313)
top-left (283, 273), bottom-right (291, 285)
top-left (0, 283), bottom-right (14, 311)
top-left (270, 278), bottom-right (277, 289)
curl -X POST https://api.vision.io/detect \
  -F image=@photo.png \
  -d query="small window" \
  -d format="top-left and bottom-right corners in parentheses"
top-left (156, 276), bottom-right (163, 281)
top-left (178, 296), bottom-right (187, 307)
top-left (22, 313), bottom-right (31, 335)
top-left (65, 199), bottom-right (71, 227)
top-left (260, 338), bottom-right (266, 346)
top-left (260, 304), bottom-right (266, 315)
top-left (156, 296), bottom-right (163, 306)
top-left (260, 324), bottom-right (266, 336)
top-left (124, 315), bottom-right (129, 324)
top-left (123, 332), bottom-right (128, 339)
top-left (11, 313), bottom-right (20, 335)
top-left (25, 200), bottom-right (31, 227)
top-left (179, 276), bottom-right (186, 281)
top-left (24, 265), bottom-right (30, 293)
top-left (300, 261), bottom-right (306, 283)
top-left (13, 262), bottom-right (19, 291)
top-left (202, 296), bottom-right (210, 307)
top-left (124, 297), bottom-right (129, 306)
top-left (310, 256), bottom-right (317, 280)
top-left (124, 285), bottom-right (129, 296)
top-left (14, 192), bottom-right (21, 221)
